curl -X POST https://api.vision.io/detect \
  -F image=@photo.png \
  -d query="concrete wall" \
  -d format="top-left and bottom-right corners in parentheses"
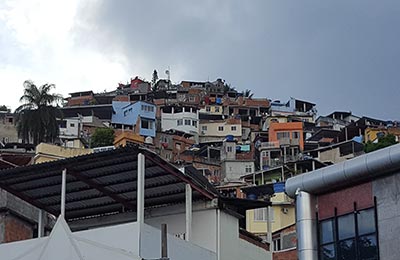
top-left (222, 160), bottom-right (254, 181)
top-left (0, 123), bottom-right (18, 144)
top-left (34, 143), bottom-right (93, 163)
top-left (161, 110), bottom-right (199, 135)
top-left (220, 211), bottom-right (271, 260)
top-left (373, 172), bottom-right (400, 260)
top-left (199, 122), bottom-right (242, 138)
top-left (141, 224), bottom-right (216, 260)
top-left (145, 207), bottom-right (217, 252)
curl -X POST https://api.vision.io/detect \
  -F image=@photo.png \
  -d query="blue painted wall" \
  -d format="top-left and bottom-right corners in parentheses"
top-left (112, 101), bottom-right (156, 137)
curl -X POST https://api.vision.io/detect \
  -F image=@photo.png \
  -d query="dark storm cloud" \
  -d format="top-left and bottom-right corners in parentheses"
top-left (76, 0), bottom-right (400, 119)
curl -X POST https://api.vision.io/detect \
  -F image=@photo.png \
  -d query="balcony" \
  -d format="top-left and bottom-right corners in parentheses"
top-left (260, 141), bottom-right (280, 149)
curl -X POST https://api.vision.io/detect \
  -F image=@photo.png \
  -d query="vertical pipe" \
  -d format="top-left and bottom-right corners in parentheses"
top-left (267, 206), bottom-right (272, 245)
top-left (161, 223), bottom-right (168, 259)
top-left (217, 209), bottom-right (221, 260)
top-left (38, 210), bottom-right (44, 238)
top-left (261, 171), bottom-right (264, 184)
top-left (185, 184), bottom-right (192, 241)
top-left (61, 168), bottom-right (67, 218)
top-left (296, 191), bottom-right (318, 260)
top-left (137, 153), bottom-right (145, 225)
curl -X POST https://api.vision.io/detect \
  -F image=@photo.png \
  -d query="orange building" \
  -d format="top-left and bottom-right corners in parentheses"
top-left (269, 122), bottom-right (304, 151)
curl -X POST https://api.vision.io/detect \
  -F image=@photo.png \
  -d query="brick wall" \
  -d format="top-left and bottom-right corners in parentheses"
top-left (1, 213), bottom-right (34, 243)
top-left (273, 248), bottom-right (297, 260)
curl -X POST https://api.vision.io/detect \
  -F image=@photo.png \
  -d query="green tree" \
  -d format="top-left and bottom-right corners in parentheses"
top-left (242, 89), bottom-right (253, 98)
top-left (364, 134), bottom-right (397, 153)
top-left (90, 128), bottom-right (115, 148)
top-left (15, 80), bottom-right (62, 145)
top-left (151, 69), bottom-right (159, 92)
top-left (223, 83), bottom-right (236, 94)
top-left (0, 105), bottom-right (10, 112)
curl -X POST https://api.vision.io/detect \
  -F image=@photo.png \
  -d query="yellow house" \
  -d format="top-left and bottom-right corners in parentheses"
top-left (365, 126), bottom-right (400, 143)
top-left (114, 131), bottom-right (145, 147)
top-left (34, 143), bottom-right (93, 164)
top-left (199, 105), bottom-right (224, 115)
top-left (199, 118), bottom-right (242, 142)
top-left (246, 192), bottom-right (295, 238)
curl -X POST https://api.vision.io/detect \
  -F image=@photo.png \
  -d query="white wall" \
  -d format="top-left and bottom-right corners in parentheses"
top-left (59, 118), bottom-right (80, 137)
top-left (161, 111), bottom-right (199, 134)
top-left (141, 224), bottom-right (217, 260)
top-left (219, 211), bottom-right (272, 260)
top-left (145, 207), bottom-right (217, 252)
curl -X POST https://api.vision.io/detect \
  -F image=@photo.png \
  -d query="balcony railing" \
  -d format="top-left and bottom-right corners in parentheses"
top-left (260, 141), bottom-right (280, 149)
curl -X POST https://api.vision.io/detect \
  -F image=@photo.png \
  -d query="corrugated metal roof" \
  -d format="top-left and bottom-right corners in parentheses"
top-left (0, 145), bottom-right (217, 221)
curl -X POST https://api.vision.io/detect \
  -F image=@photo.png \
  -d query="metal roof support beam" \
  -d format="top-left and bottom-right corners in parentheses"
top-left (185, 184), bottom-right (192, 241)
top-left (137, 153), bottom-right (145, 225)
top-left (66, 169), bottom-right (136, 211)
top-left (38, 209), bottom-right (44, 238)
top-left (144, 154), bottom-right (215, 200)
top-left (61, 168), bottom-right (67, 218)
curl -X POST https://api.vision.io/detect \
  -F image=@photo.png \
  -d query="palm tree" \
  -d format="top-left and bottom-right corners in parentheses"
top-left (242, 89), bottom-right (253, 98)
top-left (15, 80), bottom-right (63, 145)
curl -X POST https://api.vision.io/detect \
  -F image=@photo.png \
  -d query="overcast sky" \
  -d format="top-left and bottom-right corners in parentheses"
top-left (1, 0), bottom-right (399, 119)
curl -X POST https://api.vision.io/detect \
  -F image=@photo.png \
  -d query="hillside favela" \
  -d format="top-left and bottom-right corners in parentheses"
top-left (0, 74), bottom-right (399, 260)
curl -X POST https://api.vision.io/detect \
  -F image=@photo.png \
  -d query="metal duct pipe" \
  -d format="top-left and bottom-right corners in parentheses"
top-left (296, 191), bottom-right (318, 260)
top-left (286, 143), bottom-right (400, 198)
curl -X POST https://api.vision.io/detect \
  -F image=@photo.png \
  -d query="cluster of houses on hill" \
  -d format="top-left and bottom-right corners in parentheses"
top-left (0, 75), bottom-right (400, 260)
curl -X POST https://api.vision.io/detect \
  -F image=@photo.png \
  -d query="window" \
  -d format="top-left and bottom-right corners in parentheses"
top-left (192, 120), bottom-right (197, 127)
top-left (254, 207), bottom-right (274, 222)
top-left (141, 119), bottom-right (153, 129)
top-left (215, 107), bottom-right (220, 112)
top-left (273, 238), bottom-right (281, 251)
top-left (231, 126), bottom-right (237, 131)
top-left (227, 146), bottom-right (233, 153)
top-left (201, 125), bottom-right (207, 131)
top-left (218, 126), bottom-right (224, 131)
top-left (254, 208), bottom-right (267, 221)
top-left (292, 131), bottom-right (300, 139)
top-left (277, 132), bottom-right (290, 139)
top-left (70, 123), bottom-right (75, 127)
top-left (319, 208), bottom-right (378, 260)
top-left (245, 165), bottom-right (252, 173)
top-left (206, 107), bottom-right (211, 112)
top-left (177, 119), bottom-right (183, 126)
top-left (185, 119), bottom-right (191, 125)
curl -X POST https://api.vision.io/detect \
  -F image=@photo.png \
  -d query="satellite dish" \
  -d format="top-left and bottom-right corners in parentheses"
top-left (145, 136), bottom-right (153, 144)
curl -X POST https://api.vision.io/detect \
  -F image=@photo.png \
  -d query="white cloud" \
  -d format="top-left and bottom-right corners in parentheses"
top-left (0, 0), bottom-right (130, 111)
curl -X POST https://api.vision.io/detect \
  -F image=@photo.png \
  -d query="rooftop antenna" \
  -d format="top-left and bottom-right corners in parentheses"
top-left (165, 67), bottom-right (171, 90)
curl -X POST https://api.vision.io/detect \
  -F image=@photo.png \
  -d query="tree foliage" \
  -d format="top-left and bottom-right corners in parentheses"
top-left (242, 89), bottom-right (253, 98)
top-left (364, 134), bottom-right (397, 153)
top-left (151, 69), bottom-right (159, 92)
top-left (0, 105), bottom-right (10, 112)
top-left (90, 128), bottom-right (115, 148)
top-left (223, 83), bottom-right (236, 94)
top-left (15, 80), bottom-right (62, 145)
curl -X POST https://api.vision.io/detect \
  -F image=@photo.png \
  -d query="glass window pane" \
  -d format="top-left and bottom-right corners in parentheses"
top-left (320, 219), bottom-right (335, 244)
top-left (358, 234), bottom-right (378, 260)
top-left (338, 239), bottom-right (356, 260)
top-left (338, 214), bottom-right (355, 240)
top-left (358, 208), bottom-right (376, 236)
top-left (320, 244), bottom-right (336, 260)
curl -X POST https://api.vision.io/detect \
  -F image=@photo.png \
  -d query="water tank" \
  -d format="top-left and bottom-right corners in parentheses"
top-left (145, 136), bottom-right (153, 145)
